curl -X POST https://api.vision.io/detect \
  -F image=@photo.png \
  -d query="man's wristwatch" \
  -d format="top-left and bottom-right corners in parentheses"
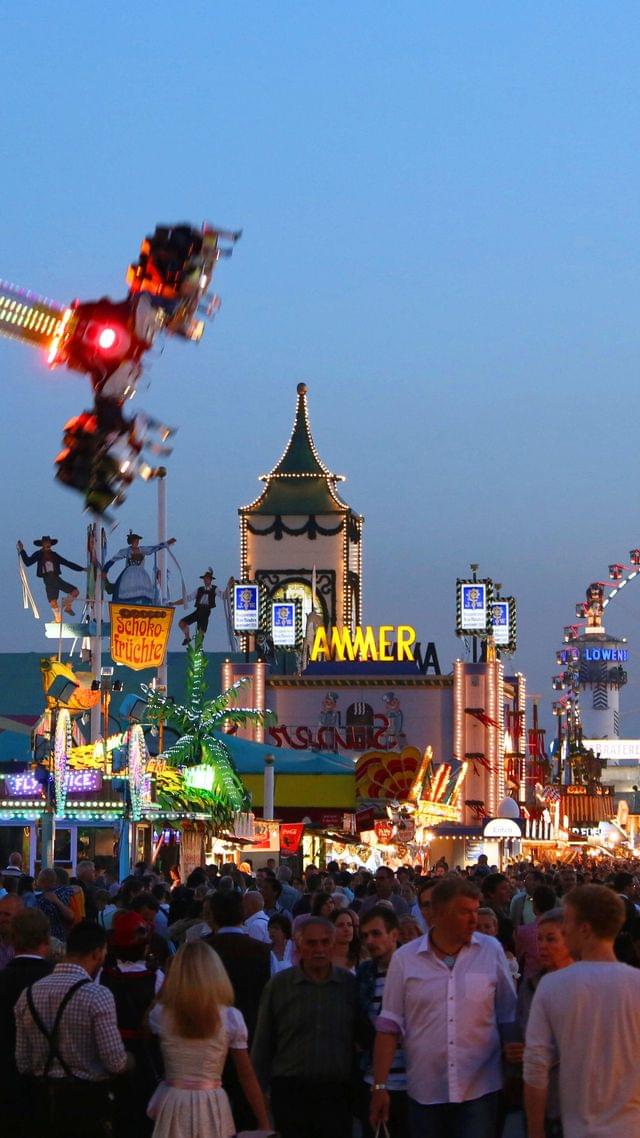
top-left (373, 1083), bottom-right (388, 1091)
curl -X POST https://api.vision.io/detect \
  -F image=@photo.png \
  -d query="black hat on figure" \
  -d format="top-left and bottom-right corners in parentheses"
top-left (200, 567), bottom-right (215, 581)
top-left (34, 536), bottom-right (58, 547)
top-left (127, 531), bottom-right (143, 544)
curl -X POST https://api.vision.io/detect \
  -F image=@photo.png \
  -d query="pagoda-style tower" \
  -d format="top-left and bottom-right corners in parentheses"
top-left (239, 382), bottom-right (363, 630)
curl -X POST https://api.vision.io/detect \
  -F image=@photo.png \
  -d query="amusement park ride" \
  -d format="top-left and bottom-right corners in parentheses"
top-left (0, 221), bottom-right (251, 872)
top-left (553, 549), bottom-right (640, 768)
top-left (0, 221), bottom-right (241, 515)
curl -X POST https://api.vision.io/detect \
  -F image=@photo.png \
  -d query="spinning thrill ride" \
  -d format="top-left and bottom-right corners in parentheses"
top-left (0, 221), bottom-right (241, 514)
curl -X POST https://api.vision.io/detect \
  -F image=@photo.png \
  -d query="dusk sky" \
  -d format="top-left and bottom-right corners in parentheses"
top-left (2, 5), bottom-right (640, 735)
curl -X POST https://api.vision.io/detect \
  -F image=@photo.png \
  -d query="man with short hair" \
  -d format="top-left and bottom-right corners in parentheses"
top-left (252, 915), bottom-right (370, 1138)
top-left (555, 866), bottom-right (577, 897)
top-left (510, 870), bottom-right (545, 927)
top-left (371, 877), bottom-right (516, 1138)
top-left (206, 890), bottom-right (271, 1131)
top-left (292, 872), bottom-right (323, 916)
top-left (471, 853), bottom-right (491, 879)
top-left (276, 864), bottom-right (302, 911)
top-left (524, 884), bottom-right (640, 1138)
top-left (15, 920), bottom-right (128, 1137)
top-left (243, 890), bottom-right (271, 943)
top-left (360, 866), bottom-right (410, 920)
top-left (357, 905), bottom-right (407, 1138)
top-left (0, 893), bottom-right (24, 969)
top-left (3, 852), bottom-right (24, 881)
top-left (481, 872), bottom-right (514, 948)
top-left (0, 909), bottom-right (53, 1134)
top-left (258, 874), bottom-right (292, 921)
top-left (205, 890), bottom-right (271, 1041)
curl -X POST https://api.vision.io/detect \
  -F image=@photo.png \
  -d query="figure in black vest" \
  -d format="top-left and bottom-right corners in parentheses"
top-left (17, 535), bottom-right (84, 621)
top-left (0, 909), bottom-right (53, 1138)
top-left (179, 567), bottom-right (220, 646)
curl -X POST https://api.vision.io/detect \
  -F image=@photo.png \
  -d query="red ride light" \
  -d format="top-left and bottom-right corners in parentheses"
top-left (98, 327), bottom-right (118, 351)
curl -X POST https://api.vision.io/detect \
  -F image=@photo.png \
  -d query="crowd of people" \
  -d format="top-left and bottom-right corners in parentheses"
top-left (0, 848), bottom-right (639, 1137)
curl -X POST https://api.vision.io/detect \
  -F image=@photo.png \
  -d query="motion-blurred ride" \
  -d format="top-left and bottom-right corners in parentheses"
top-left (0, 221), bottom-right (241, 515)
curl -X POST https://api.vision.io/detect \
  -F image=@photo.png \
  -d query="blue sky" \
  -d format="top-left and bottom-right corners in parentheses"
top-left (1, 4), bottom-right (640, 733)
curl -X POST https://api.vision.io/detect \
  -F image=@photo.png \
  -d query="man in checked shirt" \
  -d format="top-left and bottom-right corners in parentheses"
top-left (14, 920), bottom-right (129, 1138)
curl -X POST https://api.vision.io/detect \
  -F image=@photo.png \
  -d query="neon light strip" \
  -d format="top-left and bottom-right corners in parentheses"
top-left (0, 281), bottom-right (65, 349)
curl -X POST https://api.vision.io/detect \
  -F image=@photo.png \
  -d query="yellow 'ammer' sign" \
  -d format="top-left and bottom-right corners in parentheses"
top-left (310, 624), bottom-right (416, 663)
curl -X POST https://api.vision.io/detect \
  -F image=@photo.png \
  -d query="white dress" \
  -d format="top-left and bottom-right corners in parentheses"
top-left (107, 543), bottom-right (168, 603)
top-left (147, 1004), bottom-right (247, 1138)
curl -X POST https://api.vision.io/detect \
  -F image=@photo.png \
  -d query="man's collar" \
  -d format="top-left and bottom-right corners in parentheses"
top-left (418, 931), bottom-right (481, 954)
top-left (217, 925), bottom-right (247, 935)
top-left (292, 964), bottom-right (347, 984)
top-left (54, 962), bottom-right (92, 978)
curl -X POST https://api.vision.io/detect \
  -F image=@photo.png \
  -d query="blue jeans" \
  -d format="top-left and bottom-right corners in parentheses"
top-left (408, 1091), bottom-right (500, 1138)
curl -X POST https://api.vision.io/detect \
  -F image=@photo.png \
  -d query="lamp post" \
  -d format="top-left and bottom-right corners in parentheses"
top-left (90, 668), bottom-right (123, 774)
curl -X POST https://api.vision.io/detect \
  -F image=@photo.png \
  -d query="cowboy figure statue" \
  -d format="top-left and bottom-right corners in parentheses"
top-left (17, 535), bottom-right (85, 621)
top-left (179, 568), bottom-right (222, 646)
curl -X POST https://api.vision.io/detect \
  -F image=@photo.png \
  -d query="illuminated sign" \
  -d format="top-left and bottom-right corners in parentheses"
top-left (559, 647), bottom-right (629, 664)
top-left (310, 624), bottom-right (416, 663)
top-left (456, 579), bottom-right (494, 637)
top-left (272, 602), bottom-right (296, 647)
top-left (582, 739), bottom-right (640, 762)
top-left (491, 596), bottom-right (517, 654)
top-left (492, 601), bottom-right (509, 644)
top-left (110, 604), bottom-right (174, 671)
top-left (5, 770), bottom-right (103, 797)
top-left (183, 765), bottom-right (215, 793)
top-left (483, 817), bottom-right (523, 838)
top-left (233, 583), bottom-right (260, 632)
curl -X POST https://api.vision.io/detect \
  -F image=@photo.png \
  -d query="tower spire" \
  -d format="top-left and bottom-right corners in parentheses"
top-left (241, 383), bottom-right (349, 515)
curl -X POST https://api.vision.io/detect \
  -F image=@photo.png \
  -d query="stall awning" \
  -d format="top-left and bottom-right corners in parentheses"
top-left (213, 732), bottom-right (355, 775)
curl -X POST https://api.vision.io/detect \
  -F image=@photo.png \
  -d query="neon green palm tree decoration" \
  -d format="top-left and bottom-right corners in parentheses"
top-left (142, 634), bottom-right (271, 827)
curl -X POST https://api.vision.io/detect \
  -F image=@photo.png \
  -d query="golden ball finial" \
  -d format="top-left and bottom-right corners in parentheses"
top-left (297, 382), bottom-right (308, 395)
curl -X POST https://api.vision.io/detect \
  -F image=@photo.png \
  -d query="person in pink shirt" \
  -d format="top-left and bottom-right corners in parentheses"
top-left (515, 885), bottom-right (558, 982)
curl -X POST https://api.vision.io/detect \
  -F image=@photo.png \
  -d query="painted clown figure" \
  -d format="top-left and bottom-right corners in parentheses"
top-left (381, 691), bottom-right (405, 749)
top-left (17, 535), bottom-right (85, 621)
top-left (178, 568), bottom-right (222, 646)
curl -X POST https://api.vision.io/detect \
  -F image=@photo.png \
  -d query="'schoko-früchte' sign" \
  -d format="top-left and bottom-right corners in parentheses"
top-left (310, 624), bottom-right (417, 663)
top-left (110, 604), bottom-right (174, 670)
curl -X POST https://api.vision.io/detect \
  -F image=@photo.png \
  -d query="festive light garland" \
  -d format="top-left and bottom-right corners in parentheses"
top-left (54, 709), bottom-right (72, 817)
top-left (127, 724), bottom-right (147, 821)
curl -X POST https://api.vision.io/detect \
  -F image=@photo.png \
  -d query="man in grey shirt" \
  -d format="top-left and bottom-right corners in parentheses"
top-left (359, 867), bottom-right (410, 920)
top-left (524, 884), bottom-right (640, 1138)
top-left (252, 915), bottom-right (371, 1138)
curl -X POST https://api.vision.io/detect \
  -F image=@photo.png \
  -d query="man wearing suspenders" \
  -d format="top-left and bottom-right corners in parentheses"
top-left (14, 921), bottom-right (128, 1137)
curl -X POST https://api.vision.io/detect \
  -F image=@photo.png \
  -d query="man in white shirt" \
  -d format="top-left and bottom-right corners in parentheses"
top-left (524, 884), bottom-right (640, 1138)
top-left (371, 876), bottom-right (516, 1138)
top-left (243, 890), bottom-right (271, 943)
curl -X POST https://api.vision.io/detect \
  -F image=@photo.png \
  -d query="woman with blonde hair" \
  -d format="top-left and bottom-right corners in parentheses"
top-left (147, 940), bottom-right (270, 1137)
